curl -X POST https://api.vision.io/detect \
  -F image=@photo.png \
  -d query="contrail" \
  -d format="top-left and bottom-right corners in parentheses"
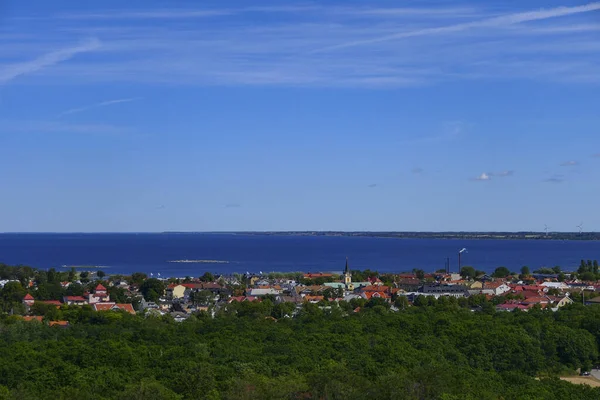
top-left (58, 97), bottom-right (142, 117)
top-left (0, 38), bottom-right (101, 84)
top-left (314, 2), bottom-right (600, 52)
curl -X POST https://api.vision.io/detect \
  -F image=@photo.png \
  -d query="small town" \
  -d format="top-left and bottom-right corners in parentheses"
top-left (5, 259), bottom-right (600, 326)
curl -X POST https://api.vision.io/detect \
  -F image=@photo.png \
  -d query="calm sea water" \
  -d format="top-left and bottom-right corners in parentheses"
top-left (0, 233), bottom-right (599, 277)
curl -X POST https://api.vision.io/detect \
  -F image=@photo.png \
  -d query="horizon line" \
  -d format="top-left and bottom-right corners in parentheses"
top-left (0, 230), bottom-right (595, 234)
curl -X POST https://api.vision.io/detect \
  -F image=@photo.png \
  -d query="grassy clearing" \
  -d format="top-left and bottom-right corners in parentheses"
top-left (560, 376), bottom-right (600, 387)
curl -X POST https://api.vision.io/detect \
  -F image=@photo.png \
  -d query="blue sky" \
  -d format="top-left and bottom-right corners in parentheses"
top-left (0, 0), bottom-right (599, 232)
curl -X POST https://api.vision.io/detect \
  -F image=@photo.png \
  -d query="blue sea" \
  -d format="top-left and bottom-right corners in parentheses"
top-left (0, 233), bottom-right (599, 277)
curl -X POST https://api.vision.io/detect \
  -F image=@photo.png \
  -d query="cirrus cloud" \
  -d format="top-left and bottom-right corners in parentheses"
top-left (473, 173), bottom-right (491, 181)
top-left (544, 174), bottom-right (565, 183)
top-left (560, 160), bottom-right (579, 166)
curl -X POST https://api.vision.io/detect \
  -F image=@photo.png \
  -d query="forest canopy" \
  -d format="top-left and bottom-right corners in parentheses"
top-left (0, 302), bottom-right (599, 399)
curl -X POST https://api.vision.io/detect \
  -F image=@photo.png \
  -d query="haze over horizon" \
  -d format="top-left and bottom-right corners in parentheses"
top-left (1, 0), bottom-right (599, 232)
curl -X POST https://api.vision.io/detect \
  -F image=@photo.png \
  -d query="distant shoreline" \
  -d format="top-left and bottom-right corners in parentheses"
top-left (168, 260), bottom-right (229, 264)
top-left (166, 231), bottom-right (600, 241)
top-left (1, 231), bottom-right (598, 241)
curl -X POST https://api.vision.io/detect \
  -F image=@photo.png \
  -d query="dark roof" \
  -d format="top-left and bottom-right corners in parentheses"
top-left (421, 285), bottom-right (467, 294)
top-left (586, 297), bottom-right (600, 304)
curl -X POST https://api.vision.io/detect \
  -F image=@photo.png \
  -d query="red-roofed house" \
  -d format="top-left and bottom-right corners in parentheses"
top-left (62, 296), bottom-right (87, 306)
top-left (361, 285), bottom-right (390, 293)
top-left (362, 291), bottom-right (390, 301)
top-left (368, 277), bottom-right (384, 286)
top-left (40, 300), bottom-right (62, 307)
top-left (497, 294), bottom-right (572, 312)
top-left (521, 290), bottom-right (544, 299)
top-left (23, 293), bottom-right (35, 307)
top-left (181, 283), bottom-right (203, 290)
top-left (22, 316), bottom-right (43, 322)
top-left (92, 302), bottom-right (136, 315)
top-left (521, 296), bottom-right (550, 306)
top-left (228, 296), bottom-right (260, 303)
top-left (93, 303), bottom-right (116, 312)
top-left (49, 320), bottom-right (70, 327)
top-left (303, 295), bottom-right (324, 303)
top-left (88, 284), bottom-right (110, 304)
top-left (482, 282), bottom-right (511, 296)
top-left (304, 273), bottom-right (334, 279)
top-left (522, 285), bottom-right (547, 292)
top-left (166, 284), bottom-right (186, 299)
top-left (115, 304), bottom-right (135, 315)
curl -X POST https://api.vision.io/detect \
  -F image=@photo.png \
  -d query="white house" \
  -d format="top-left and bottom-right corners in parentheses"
top-left (540, 282), bottom-right (568, 290)
top-left (248, 288), bottom-right (282, 296)
top-left (493, 283), bottom-right (512, 295)
top-left (88, 284), bottom-right (110, 304)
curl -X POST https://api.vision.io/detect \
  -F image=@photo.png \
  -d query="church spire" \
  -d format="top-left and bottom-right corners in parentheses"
top-left (344, 257), bottom-right (353, 290)
top-left (345, 257), bottom-right (349, 274)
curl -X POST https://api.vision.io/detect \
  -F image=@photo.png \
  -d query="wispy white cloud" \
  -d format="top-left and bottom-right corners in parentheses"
top-left (58, 97), bottom-right (141, 117)
top-left (0, 120), bottom-right (130, 135)
top-left (2, 3), bottom-right (600, 87)
top-left (517, 23), bottom-right (600, 35)
top-left (473, 173), bottom-right (491, 181)
top-left (315, 2), bottom-right (600, 52)
top-left (56, 9), bottom-right (231, 20)
top-left (0, 39), bottom-right (100, 85)
top-left (400, 121), bottom-right (469, 146)
top-left (545, 174), bottom-right (565, 183)
top-left (51, 5), bottom-right (474, 20)
top-left (489, 170), bottom-right (514, 177)
top-left (331, 6), bottom-right (480, 17)
top-left (50, 6), bottom-right (325, 21)
top-left (471, 170), bottom-right (514, 181)
top-left (560, 160), bottom-right (579, 166)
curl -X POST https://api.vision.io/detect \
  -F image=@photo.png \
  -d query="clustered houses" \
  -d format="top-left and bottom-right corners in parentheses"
top-left (220, 261), bottom-right (587, 314)
top-left (160, 265), bottom-right (600, 317)
top-left (22, 284), bottom-right (135, 315)
top-left (17, 262), bottom-right (600, 323)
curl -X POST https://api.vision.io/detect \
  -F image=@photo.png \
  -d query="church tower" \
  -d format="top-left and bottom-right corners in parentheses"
top-left (344, 257), bottom-right (354, 291)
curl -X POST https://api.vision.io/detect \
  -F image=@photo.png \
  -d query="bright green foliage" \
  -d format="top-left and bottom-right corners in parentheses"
top-left (130, 272), bottom-right (148, 285)
top-left (139, 278), bottom-right (165, 302)
top-left (493, 266), bottom-right (511, 278)
top-left (578, 260), bottom-right (600, 280)
top-left (460, 266), bottom-right (476, 280)
top-left (108, 286), bottom-right (130, 303)
top-left (199, 272), bottom-right (215, 282)
top-left (0, 282), bottom-right (26, 312)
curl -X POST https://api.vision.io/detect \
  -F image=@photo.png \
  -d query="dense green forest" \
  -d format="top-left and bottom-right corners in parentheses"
top-left (1, 302), bottom-right (600, 399)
